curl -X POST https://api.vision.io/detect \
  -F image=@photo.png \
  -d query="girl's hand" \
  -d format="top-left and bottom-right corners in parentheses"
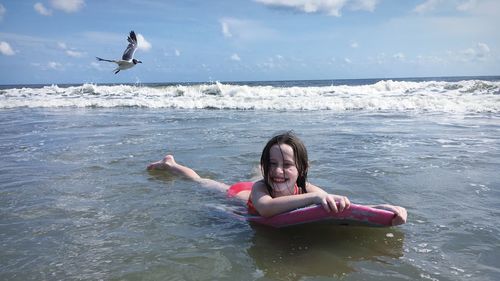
top-left (374, 204), bottom-right (407, 226)
top-left (315, 192), bottom-right (350, 213)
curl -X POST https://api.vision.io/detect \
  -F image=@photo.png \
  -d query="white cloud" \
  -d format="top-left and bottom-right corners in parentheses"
top-left (412, 0), bottom-right (489, 15)
top-left (58, 42), bottom-right (67, 49)
top-left (136, 33), bottom-right (151, 51)
top-left (455, 0), bottom-right (500, 16)
top-left (221, 20), bottom-right (232, 37)
top-left (476, 42), bottom-right (490, 56)
top-left (369, 53), bottom-right (387, 65)
top-left (456, 0), bottom-right (478, 11)
top-left (393, 52), bottom-right (405, 60)
top-left (47, 61), bottom-right (63, 70)
top-left (66, 50), bottom-right (84, 57)
top-left (255, 0), bottom-right (379, 17)
top-left (201, 63), bottom-right (210, 71)
top-left (0, 41), bottom-right (15, 56)
top-left (230, 53), bottom-right (241, 61)
top-left (414, 0), bottom-right (440, 14)
top-left (414, 42), bottom-right (493, 64)
top-left (50, 0), bottom-right (85, 13)
top-left (91, 61), bottom-right (107, 71)
top-left (415, 55), bottom-right (444, 65)
top-left (34, 3), bottom-right (52, 16)
top-left (344, 57), bottom-right (352, 63)
top-left (35, 0), bottom-right (85, 15)
top-left (219, 18), bottom-right (275, 41)
top-left (164, 49), bottom-right (181, 57)
top-left (349, 0), bottom-right (378, 12)
top-left (459, 42), bottom-right (490, 61)
top-left (0, 4), bottom-right (6, 21)
top-left (350, 42), bottom-right (359, 48)
top-left (57, 42), bottom-right (84, 57)
top-left (257, 55), bottom-right (287, 70)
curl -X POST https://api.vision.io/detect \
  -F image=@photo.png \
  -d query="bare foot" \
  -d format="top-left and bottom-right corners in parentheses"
top-left (147, 155), bottom-right (176, 171)
top-left (147, 154), bottom-right (202, 180)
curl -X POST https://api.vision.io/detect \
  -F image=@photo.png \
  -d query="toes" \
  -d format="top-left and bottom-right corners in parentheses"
top-left (147, 160), bottom-right (165, 170)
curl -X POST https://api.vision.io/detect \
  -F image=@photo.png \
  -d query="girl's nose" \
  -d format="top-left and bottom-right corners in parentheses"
top-left (273, 165), bottom-right (284, 174)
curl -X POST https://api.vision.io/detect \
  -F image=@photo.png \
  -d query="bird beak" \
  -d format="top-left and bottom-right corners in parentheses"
top-left (138, 60), bottom-right (142, 63)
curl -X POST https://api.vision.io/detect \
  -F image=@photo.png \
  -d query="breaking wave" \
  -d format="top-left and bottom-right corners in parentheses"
top-left (1, 79), bottom-right (499, 113)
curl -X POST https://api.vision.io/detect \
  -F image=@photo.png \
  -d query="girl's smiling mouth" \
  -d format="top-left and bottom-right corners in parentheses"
top-left (271, 177), bottom-right (288, 183)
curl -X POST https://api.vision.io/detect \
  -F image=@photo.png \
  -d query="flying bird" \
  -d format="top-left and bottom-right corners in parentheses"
top-left (96, 31), bottom-right (142, 74)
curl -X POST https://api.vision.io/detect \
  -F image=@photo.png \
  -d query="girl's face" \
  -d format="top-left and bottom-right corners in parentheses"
top-left (268, 144), bottom-right (299, 195)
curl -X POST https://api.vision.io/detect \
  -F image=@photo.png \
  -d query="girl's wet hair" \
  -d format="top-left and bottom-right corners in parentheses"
top-left (260, 131), bottom-right (308, 194)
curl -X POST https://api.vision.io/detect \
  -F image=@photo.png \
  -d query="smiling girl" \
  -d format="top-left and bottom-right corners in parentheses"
top-left (147, 132), bottom-right (406, 225)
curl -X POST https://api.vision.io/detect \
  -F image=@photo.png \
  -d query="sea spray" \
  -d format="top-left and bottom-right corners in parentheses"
top-left (1, 79), bottom-right (499, 112)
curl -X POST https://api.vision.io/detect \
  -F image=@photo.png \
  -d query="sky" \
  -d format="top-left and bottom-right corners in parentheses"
top-left (0, 0), bottom-right (499, 84)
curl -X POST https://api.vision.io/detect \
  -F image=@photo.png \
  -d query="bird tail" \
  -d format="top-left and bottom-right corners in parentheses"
top-left (96, 57), bottom-right (115, 63)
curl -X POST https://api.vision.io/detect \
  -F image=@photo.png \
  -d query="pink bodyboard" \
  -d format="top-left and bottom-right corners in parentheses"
top-left (245, 204), bottom-right (395, 228)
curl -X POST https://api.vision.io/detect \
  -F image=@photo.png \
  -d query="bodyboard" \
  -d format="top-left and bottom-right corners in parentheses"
top-left (245, 204), bottom-right (395, 228)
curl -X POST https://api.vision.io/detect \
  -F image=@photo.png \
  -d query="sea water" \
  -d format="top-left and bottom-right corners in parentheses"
top-left (1, 77), bottom-right (499, 280)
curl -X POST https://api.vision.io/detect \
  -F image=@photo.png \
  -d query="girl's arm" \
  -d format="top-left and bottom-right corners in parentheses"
top-left (306, 183), bottom-right (350, 213)
top-left (307, 184), bottom-right (406, 226)
top-left (250, 181), bottom-right (350, 217)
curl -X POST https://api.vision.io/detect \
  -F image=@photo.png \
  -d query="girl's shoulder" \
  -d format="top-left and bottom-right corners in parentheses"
top-left (305, 182), bottom-right (326, 193)
top-left (252, 180), bottom-right (270, 194)
top-left (252, 179), bottom-right (267, 189)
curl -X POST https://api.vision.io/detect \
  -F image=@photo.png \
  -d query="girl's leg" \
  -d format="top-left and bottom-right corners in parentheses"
top-left (147, 155), bottom-right (230, 193)
top-left (148, 155), bottom-right (200, 179)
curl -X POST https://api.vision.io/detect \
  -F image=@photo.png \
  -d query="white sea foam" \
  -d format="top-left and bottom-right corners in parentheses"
top-left (0, 80), bottom-right (499, 112)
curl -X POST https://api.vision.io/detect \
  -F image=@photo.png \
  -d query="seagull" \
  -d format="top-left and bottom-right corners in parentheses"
top-left (96, 31), bottom-right (142, 74)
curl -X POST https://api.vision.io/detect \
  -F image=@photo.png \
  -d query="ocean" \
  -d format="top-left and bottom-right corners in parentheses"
top-left (1, 77), bottom-right (499, 280)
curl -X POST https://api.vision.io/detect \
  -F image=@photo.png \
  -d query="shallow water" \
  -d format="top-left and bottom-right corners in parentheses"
top-left (1, 107), bottom-right (499, 281)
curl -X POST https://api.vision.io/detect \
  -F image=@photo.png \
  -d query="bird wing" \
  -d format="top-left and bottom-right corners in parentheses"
top-left (96, 57), bottom-right (116, 63)
top-left (122, 31), bottom-right (138, 61)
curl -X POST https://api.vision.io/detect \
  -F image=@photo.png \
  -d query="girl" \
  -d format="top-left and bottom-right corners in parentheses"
top-left (147, 132), bottom-right (407, 225)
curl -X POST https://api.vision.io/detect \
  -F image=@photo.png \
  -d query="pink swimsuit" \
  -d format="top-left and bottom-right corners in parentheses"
top-left (227, 182), bottom-right (302, 215)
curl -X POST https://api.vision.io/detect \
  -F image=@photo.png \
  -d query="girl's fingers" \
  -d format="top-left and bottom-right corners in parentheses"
top-left (338, 196), bottom-right (350, 211)
top-left (321, 198), bottom-right (331, 212)
top-left (319, 194), bottom-right (351, 213)
top-left (392, 213), bottom-right (407, 226)
top-left (334, 196), bottom-right (350, 212)
top-left (337, 198), bottom-right (345, 212)
top-left (322, 197), bottom-right (339, 213)
top-left (344, 196), bottom-right (351, 208)
top-left (329, 198), bottom-right (338, 213)
top-left (325, 196), bottom-right (339, 213)
top-left (387, 205), bottom-right (407, 226)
